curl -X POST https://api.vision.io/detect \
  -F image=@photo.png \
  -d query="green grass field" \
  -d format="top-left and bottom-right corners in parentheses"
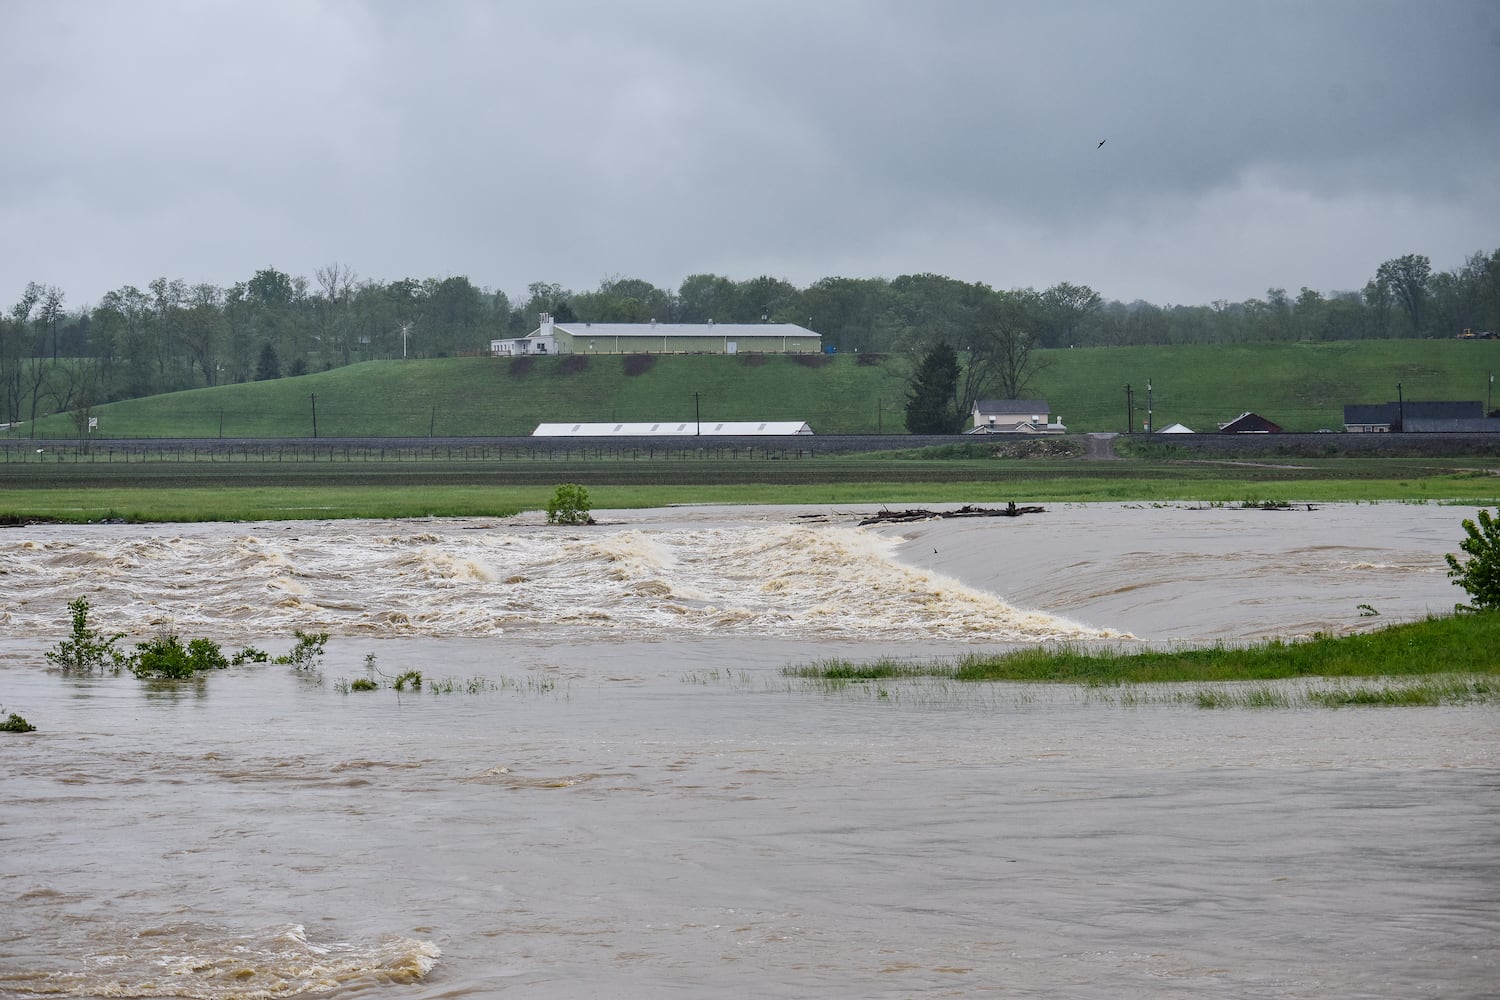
top-left (784, 613), bottom-right (1500, 706)
top-left (2, 450), bottom-right (1498, 523)
top-left (11, 337), bottom-right (1499, 439)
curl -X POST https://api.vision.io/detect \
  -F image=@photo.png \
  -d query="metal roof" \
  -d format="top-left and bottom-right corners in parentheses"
top-left (533, 421), bottom-right (814, 437)
top-left (1343, 401), bottom-right (1484, 424)
top-left (545, 322), bottom-right (818, 340)
top-left (974, 399), bottom-right (1050, 412)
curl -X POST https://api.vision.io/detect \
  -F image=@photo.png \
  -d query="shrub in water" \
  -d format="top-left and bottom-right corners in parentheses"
top-left (46, 598), bottom-right (126, 673)
top-left (546, 483), bottom-right (594, 525)
top-left (1447, 508), bottom-right (1500, 611)
top-left (275, 630), bottom-right (329, 669)
top-left (2, 710), bottom-right (36, 733)
top-left (129, 634), bottom-right (229, 679)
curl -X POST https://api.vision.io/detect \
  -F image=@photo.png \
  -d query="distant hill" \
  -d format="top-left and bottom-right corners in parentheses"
top-left (13, 339), bottom-right (1500, 439)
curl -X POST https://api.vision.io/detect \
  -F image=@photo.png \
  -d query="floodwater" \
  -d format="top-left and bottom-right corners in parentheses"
top-left (2, 505), bottom-right (1496, 998)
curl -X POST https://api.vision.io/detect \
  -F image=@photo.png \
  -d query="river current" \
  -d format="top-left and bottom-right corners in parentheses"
top-left (1, 509), bottom-right (1495, 998)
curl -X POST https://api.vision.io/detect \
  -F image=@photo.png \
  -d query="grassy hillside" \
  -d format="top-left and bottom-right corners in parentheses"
top-left (1053, 339), bottom-right (1500, 433)
top-left (12, 338), bottom-right (1500, 439)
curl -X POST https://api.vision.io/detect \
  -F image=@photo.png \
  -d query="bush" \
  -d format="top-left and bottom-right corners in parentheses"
top-left (274, 630), bottom-right (329, 670)
top-left (45, 598), bottom-right (127, 672)
top-left (129, 634), bottom-right (229, 679)
top-left (546, 483), bottom-right (594, 525)
top-left (1447, 508), bottom-right (1500, 611)
top-left (2, 710), bottom-right (36, 733)
top-left (621, 354), bottom-right (656, 376)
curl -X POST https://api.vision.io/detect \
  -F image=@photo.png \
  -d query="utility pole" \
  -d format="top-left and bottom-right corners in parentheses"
top-left (1146, 379), bottom-right (1154, 434)
top-left (1489, 372), bottom-right (1494, 416)
top-left (1396, 382), bottom-right (1404, 432)
top-left (1124, 384), bottom-right (1135, 434)
top-left (310, 394), bottom-right (318, 439)
top-left (693, 391), bottom-right (701, 436)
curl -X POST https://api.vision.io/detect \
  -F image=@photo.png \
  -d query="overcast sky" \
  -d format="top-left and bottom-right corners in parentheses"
top-left (3, 0), bottom-right (1497, 311)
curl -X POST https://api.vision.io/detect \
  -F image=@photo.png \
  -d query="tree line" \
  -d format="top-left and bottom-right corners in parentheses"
top-left (2, 249), bottom-right (1497, 430)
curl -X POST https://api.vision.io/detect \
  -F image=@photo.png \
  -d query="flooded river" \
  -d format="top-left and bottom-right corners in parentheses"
top-left (2, 506), bottom-right (1496, 998)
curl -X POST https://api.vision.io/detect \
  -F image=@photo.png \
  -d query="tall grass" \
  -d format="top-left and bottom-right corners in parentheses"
top-left (785, 612), bottom-right (1500, 691)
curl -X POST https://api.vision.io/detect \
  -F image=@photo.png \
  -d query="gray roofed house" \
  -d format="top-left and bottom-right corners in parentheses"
top-left (968, 399), bottom-right (1065, 434)
top-left (1343, 401), bottom-right (1485, 432)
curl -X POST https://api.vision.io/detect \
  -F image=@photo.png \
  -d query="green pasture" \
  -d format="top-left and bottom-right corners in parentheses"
top-left (11, 337), bottom-right (1499, 439)
top-left (2, 453), bottom-right (1497, 522)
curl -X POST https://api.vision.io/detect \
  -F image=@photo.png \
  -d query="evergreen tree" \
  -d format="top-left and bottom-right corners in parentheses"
top-left (255, 341), bottom-right (280, 381)
top-left (904, 342), bottom-right (963, 433)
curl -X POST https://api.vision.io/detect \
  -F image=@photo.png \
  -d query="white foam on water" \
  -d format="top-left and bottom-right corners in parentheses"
top-left (0, 520), bottom-right (1108, 643)
top-left (10, 922), bottom-right (439, 998)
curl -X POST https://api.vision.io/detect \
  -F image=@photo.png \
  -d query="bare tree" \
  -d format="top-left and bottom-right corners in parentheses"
top-left (958, 290), bottom-right (1051, 418)
top-left (40, 285), bottom-right (65, 361)
top-left (314, 262), bottom-right (358, 364)
top-left (182, 283), bottom-right (226, 385)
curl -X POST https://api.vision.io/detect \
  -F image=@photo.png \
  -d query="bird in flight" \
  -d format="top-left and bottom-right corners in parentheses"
top-left (1097, 139), bottom-right (1106, 148)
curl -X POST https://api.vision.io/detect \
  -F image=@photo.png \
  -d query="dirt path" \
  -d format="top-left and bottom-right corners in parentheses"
top-left (1084, 432), bottom-right (1122, 460)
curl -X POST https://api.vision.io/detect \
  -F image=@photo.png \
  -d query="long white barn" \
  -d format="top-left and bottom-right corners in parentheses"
top-left (493, 314), bottom-right (822, 356)
top-left (533, 421), bottom-right (814, 437)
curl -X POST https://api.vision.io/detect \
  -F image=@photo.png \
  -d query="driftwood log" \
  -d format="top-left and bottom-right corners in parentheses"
top-left (858, 502), bottom-right (1045, 526)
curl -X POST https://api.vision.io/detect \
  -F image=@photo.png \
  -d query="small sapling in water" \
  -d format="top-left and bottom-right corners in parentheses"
top-left (275, 630), bottom-right (330, 670)
top-left (46, 598), bottom-right (127, 673)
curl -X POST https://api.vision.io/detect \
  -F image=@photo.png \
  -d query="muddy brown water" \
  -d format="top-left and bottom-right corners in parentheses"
top-left (2, 505), bottom-right (1496, 998)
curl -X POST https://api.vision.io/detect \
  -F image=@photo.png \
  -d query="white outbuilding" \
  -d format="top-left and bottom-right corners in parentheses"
top-left (533, 421), bottom-right (814, 436)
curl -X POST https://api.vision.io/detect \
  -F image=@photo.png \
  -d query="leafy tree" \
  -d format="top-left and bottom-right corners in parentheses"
top-left (792, 276), bottom-right (893, 354)
top-left (676, 273), bottom-right (739, 323)
top-left (887, 273), bottom-right (984, 356)
top-left (736, 275), bottom-right (798, 323)
top-left (522, 281), bottom-right (574, 326)
top-left (255, 341), bottom-right (280, 380)
top-left (1376, 254), bottom-right (1432, 336)
top-left (904, 341), bottom-right (963, 434)
top-left (573, 276), bottom-right (673, 324)
top-left (422, 275), bottom-right (486, 355)
top-left (1039, 281), bottom-right (1102, 347)
top-left (965, 289), bottom-right (1049, 408)
top-left (546, 483), bottom-right (594, 525)
top-left (1446, 509), bottom-right (1500, 612)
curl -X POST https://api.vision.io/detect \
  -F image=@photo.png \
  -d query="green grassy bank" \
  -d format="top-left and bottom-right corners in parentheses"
top-left (12, 337), bottom-right (1500, 438)
top-left (785, 613), bottom-right (1500, 706)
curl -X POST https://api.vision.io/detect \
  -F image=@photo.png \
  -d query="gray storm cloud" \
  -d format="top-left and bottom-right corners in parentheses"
top-left (2, 0), bottom-right (1496, 307)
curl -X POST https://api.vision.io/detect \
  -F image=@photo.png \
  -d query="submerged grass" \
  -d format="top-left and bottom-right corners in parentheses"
top-left (785, 612), bottom-right (1500, 707)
